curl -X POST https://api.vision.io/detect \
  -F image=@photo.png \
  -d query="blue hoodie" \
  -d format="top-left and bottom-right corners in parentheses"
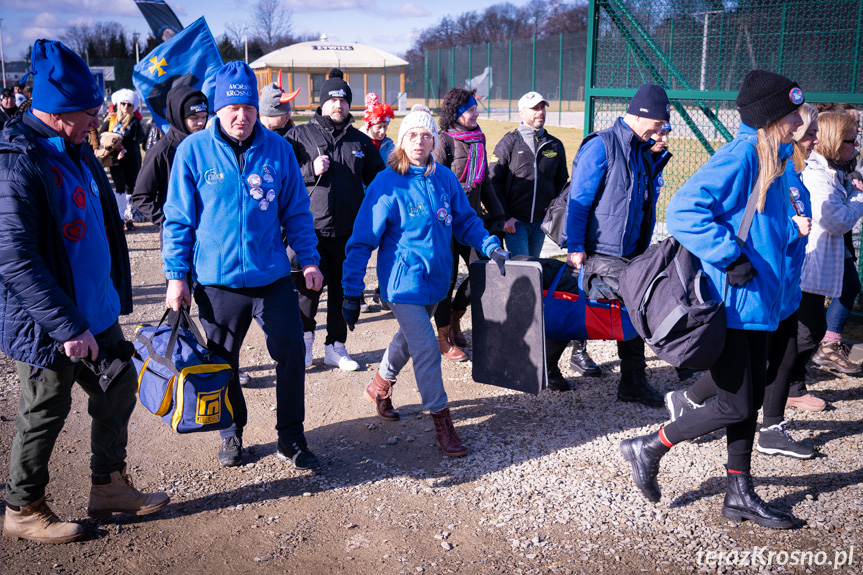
top-left (665, 123), bottom-right (799, 331)
top-left (343, 163), bottom-right (500, 305)
top-left (781, 161), bottom-right (811, 320)
top-left (162, 118), bottom-right (319, 287)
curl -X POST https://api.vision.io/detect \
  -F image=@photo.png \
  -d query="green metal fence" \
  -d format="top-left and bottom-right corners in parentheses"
top-left (415, 32), bottom-right (588, 126)
top-left (585, 0), bottom-right (863, 240)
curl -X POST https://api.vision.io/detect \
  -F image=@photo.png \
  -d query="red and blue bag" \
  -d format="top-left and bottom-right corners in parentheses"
top-left (543, 263), bottom-right (637, 341)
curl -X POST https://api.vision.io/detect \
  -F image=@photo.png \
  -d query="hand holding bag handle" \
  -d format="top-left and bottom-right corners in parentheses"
top-left (138, 307), bottom-right (209, 374)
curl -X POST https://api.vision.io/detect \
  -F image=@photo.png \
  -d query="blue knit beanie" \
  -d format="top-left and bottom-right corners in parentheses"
top-left (29, 39), bottom-right (102, 114)
top-left (214, 61), bottom-right (258, 111)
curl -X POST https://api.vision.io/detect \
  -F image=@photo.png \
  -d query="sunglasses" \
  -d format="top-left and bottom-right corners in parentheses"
top-left (843, 139), bottom-right (858, 145)
top-left (119, 102), bottom-right (134, 108)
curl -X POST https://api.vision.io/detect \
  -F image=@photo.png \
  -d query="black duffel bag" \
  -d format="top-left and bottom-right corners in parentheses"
top-left (617, 176), bottom-right (761, 370)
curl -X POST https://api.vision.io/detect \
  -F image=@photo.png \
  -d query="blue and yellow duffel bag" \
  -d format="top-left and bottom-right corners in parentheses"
top-left (132, 309), bottom-right (233, 433)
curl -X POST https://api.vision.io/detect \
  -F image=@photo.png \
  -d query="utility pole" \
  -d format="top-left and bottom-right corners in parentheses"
top-left (133, 32), bottom-right (140, 63)
top-left (0, 19), bottom-right (7, 89)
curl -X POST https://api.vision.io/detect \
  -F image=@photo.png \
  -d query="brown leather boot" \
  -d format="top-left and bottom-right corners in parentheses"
top-left (431, 407), bottom-right (468, 457)
top-left (3, 497), bottom-right (84, 544)
top-left (437, 327), bottom-right (467, 362)
top-left (450, 310), bottom-right (468, 347)
top-left (87, 466), bottom-right (170, 519)
top-left (365, 371), bottom-right (400, 421)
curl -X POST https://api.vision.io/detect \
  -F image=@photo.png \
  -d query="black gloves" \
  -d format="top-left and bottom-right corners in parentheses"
top-left (490, 247), bottom-right (512, 276)
top-left (588, 277), bottom-right (617, 300)
top-left (342, 295), bottom-right (363, 331)
top-left (489, 219), bottom-right (506, 233)
top-left (726, 253), bottom-right (758, 287)
top-left (56, 340), bottom-right (135, 393)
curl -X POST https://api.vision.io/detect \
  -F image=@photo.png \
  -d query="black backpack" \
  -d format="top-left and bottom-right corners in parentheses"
top-left (540, 181), bottom-right (570, 248)
top-left (617, 176), bottom-right (760, 370)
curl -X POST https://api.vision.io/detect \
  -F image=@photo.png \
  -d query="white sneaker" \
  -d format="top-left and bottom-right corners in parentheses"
top-left (324, 342), bottom-right (359, 371)
top-left (303, 332), bottom-right (314, 368)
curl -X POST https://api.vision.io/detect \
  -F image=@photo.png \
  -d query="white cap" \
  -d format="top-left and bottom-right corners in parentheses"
top-left (397, 104), bottom-right (438, 150)
top-left (518, 91), bottom-right (549, 110)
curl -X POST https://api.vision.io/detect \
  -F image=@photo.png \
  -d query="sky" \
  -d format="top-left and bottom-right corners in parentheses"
top-left (0, 0), bottom-right (514, 62)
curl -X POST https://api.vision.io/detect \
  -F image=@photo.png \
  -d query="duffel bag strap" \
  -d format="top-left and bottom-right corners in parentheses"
top-left (721, 175), bottom-right (762, 298)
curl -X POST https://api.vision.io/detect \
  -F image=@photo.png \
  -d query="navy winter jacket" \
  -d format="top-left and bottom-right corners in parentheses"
top-left (0, 114), bottom-right (133, 368)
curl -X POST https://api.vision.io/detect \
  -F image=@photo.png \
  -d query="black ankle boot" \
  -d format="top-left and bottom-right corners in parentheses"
top-left (721, 468), bottom-right (796, 529)
top-left (569, 340), bottom-right (601, 377)
top-left (618, 370), bottom-right (664, 407)
top-left (620, 432), bottom-right (669, 503)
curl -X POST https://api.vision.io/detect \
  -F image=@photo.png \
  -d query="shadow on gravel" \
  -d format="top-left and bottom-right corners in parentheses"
top-left (667, 467), bottom-right (863, 523)
top-left (797, 417), bottom-right (863, 445)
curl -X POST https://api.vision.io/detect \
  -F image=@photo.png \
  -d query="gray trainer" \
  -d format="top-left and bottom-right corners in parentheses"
top-left (757, 422), bottom-right (815, 459)
top-left (664, 390), bottom-right (703, 422)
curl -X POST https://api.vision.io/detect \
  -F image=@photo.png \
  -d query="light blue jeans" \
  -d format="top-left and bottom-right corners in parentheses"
top-left (380, 302), bottom-right (448, 414)
top-left (505, 220), bottom-right (546, 258)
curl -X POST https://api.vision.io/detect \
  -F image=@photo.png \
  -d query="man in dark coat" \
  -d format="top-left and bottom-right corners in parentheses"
top-left (132, 84), bottom-right (209, 228)
top-left (286, 68), bottom-right (385, 372)
top-left (0, 39), bottom-right (168, 545)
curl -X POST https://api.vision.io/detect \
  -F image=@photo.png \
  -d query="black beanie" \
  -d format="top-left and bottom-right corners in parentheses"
top-left (736, 70), bottom-right (804, 129)
top-left (626, 84), bottom-right (670, 121)
top-left (182, 93), bottom-right (209, 119)
top-left (319, 68), bottom-right (352, 107)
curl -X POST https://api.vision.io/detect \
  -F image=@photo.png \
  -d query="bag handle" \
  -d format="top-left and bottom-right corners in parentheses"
top-left (545, 264), bottom-right (568, 301)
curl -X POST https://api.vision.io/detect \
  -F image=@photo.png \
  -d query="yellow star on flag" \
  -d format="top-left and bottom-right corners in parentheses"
top-left (148, 56), bottom-right (168, 77)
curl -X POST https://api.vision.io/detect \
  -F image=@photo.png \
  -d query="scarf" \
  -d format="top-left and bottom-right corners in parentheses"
top-left (445, 129), bottom-right (486, 189)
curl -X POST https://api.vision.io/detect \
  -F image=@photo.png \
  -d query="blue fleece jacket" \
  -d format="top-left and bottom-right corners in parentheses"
top-left (665, 123), bottom-right (799, 331)
top-left (343, 163), bottom-right (500, 305)
top-left (781, 161), bottom-right (811, 320)
top-left (162, 118), bottom-right (319, 287)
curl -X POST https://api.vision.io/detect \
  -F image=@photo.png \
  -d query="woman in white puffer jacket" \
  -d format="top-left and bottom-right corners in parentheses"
top-left (798, 111), bottom-right (863, 374)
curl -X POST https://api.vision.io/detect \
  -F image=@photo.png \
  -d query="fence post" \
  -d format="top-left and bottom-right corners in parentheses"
top-left (531, 35), bottom-right (536, 90)
top-left (437, 49), bottom-right (441, 108)
top-left (558, 33), bottom-right (563, 126)
top-left (451, 48), bottom-right (455, 94)
top-left (468, 44), bottom-right (472, 87)
top-left (584, 0), bottom-right (598, 134)
top-left (777, 4), bottom-right (787, 74)
top-left (487, 42), bottom-right (491, 120)
top-left (508, 39), bottom-right (512, 122)
top-left (853, 0), bottom-right (863, 91)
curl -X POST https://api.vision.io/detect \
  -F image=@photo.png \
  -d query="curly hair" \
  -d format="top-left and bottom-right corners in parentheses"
top-left (439, 87), bottom-right (477, 131)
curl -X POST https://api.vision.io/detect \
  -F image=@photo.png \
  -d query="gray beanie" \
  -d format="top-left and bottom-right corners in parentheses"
top-left (259, 83), bottom-right (291, 117)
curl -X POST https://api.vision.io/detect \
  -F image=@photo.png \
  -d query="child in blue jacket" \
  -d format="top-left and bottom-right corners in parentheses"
top-left (342, 105), bottom-right (509, 457)
top-left (621, 70), bottom-right (809, 530)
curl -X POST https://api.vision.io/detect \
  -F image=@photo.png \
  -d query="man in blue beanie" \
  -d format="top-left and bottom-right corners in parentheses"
top-left (563, 83), bottom-right (673, 406)
top-left (0, 39), bottom-right (169, 544)
top-left (162, 61), bottom-right (325, 469)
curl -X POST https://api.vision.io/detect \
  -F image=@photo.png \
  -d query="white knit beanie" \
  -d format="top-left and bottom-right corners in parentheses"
top-left (397, 104), bottom-right (438, 149)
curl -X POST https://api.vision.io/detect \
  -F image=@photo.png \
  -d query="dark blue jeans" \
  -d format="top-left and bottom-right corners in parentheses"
top-left (825, 257), bottom-right (861, 334)
top-left (194, 277), bottom-right (306, 445)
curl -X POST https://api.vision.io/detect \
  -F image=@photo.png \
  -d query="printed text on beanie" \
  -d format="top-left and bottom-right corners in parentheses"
top-left (214, 61), bottom-right (258, 111)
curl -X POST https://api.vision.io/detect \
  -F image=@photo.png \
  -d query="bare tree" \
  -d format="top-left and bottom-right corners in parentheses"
top-left (250, 0), bottom-right (294, 52)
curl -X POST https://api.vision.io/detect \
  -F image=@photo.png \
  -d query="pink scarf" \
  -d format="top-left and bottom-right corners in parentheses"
top-left (445, 129), bottom-right (486, 189)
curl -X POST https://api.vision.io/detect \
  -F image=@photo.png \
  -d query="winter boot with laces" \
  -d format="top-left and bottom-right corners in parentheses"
top-left (3, 496), bottom-right (84, 544)
top-left (87, 466), bottom-right (170, 518)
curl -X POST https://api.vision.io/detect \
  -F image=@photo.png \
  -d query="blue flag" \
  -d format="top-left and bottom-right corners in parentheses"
top-left (133, 17), bottom-right (223, 134)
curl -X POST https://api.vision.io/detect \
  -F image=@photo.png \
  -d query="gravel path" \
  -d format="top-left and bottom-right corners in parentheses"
top-left (1, 223), bottom-right (861, 574)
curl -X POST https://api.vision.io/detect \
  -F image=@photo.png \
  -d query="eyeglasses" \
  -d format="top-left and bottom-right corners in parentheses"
top-left (81, 109), bottom-right (100, 118)
top-left (842, 139), bottom-right (858, 145)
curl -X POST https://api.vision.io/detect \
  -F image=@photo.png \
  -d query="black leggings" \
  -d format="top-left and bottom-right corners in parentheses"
top-left (433, 240), bottom-right (474, 329)
top-left (664, 328), bottom-right (768, 472)
top-left (687, 313), bottom-right (797, 429)
top-left (789, 292), bottom-right (827, 397)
